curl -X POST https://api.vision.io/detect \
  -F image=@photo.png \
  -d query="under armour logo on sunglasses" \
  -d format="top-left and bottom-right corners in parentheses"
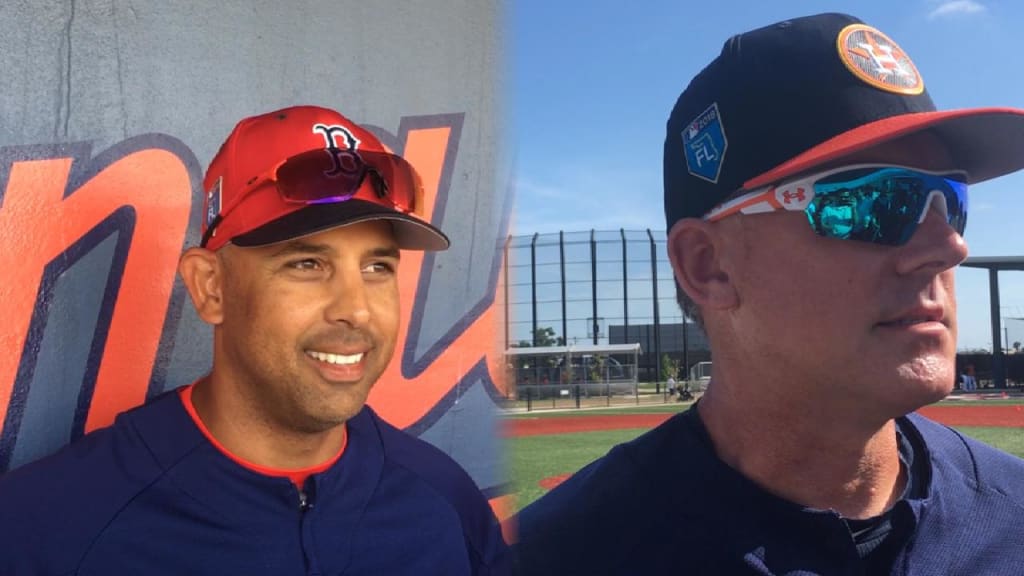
top-left (782, 189), bottom-right (806, 204)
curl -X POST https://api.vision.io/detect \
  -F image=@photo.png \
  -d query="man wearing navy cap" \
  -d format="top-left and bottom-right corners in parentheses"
top-left (0, 105), bottom-right (508, 575)
top-left (514, 13), bottom-right (1024, 575)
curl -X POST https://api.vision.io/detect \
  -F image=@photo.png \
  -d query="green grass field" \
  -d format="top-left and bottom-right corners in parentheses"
top-left (509, 422), bottom-right (1024, 513)
top-left (510, 428), bottom-right (648, 510)
top-left (504, 396), bottom-right (1024, 419)
top-left (504, 402), bottom-right (695, 419)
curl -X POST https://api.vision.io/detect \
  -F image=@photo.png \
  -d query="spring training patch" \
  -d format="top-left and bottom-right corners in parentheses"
top-left (683, 102), bottom-right (728, 184)
top-left (205, 176), bottom-right (222, 229)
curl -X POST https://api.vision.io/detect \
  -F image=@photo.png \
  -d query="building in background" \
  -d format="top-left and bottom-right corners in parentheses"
top-left (503, 229), bottom-right (708, 386)
top-left (504, 231), bottom-right (1024, 391)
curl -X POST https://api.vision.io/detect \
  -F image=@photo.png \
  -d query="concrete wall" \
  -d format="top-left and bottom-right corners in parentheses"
top-left (0, 0), bottom-right (509, 505)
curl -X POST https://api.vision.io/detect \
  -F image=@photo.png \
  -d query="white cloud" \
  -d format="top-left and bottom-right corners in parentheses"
top-left (928, 0), bottom-right (986, 19)
top-left (511, 167), bottom-right (664, 236)
top-left (514, 178), bottom-right (571, 201)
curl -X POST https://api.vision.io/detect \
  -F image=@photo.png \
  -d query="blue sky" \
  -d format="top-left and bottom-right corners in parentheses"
top-left (511, 0), bottom-right (1024, 351)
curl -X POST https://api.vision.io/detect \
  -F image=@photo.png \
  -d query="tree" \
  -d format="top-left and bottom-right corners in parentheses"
top-left (661, 353), bottom-right (680, 382)
top-left (958, 347), bottom-right (992, 354)
top-left (530, 326), bottom-right (564, 348)
top-left (588, 355), bottom-right (606, 384)
top-left (508, 327), bottom-right (565, 376)
top-left (510, 327), bottom-right (563, 348)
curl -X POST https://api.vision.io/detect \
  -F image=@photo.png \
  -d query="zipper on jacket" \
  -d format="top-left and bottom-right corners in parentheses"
top-left (298, 483), bottom-right (321, 574)
top-left (298, 490), bottom-right (312, 512)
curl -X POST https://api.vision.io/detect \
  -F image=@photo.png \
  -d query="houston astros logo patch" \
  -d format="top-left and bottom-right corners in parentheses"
top-left (837, 24), bottom-right (923, 95)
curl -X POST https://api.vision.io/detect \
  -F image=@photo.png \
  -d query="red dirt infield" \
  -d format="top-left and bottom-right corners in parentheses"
top-left (537, 473), bottom-right (573, 490)
top-left (504, 404), bottom-right (1024, 438)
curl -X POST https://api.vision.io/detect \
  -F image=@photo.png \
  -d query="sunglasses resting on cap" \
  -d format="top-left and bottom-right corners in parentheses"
top-left (201, 148), bottom-right (424, 248)
top-left (200, 105), bottom-right (449, 252)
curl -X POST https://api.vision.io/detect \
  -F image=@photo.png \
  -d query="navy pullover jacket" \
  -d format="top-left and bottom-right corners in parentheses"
top-left (0, 390), bottom-right (509, 575)
top-left (513, 408), bottom-right (1024, 575)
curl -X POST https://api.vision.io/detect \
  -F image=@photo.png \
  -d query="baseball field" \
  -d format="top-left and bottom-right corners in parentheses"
top-left (505, 398), bottom-right (1024, 513)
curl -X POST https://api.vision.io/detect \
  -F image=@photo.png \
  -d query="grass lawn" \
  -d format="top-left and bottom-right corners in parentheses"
top-left (509, 425), bottom-right (1024, 513)
top-left (510, 428), bottom-right (651, 511)
top-left (503, 402), bottom-right (693, 419)
top-left (936, 399), bottom-right (1024, 406)
top-left (503, 397), bottom-right (1024, 419)
top-left (956, 426), bottom-right (1024, 457)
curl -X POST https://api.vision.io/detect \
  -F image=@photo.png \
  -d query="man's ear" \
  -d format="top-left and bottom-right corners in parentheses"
top-left (666, 219), bottom-right (739, 312)
top-left (178, 247), bottom-right (226, 325)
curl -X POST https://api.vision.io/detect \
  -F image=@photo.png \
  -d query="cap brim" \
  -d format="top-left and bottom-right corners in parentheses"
top-left (230, 199), bottom-right (450, 251)
top-left (743, 107), bottom-right (1024, 190)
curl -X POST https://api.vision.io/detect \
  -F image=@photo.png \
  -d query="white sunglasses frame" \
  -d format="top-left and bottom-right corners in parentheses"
top-left (703, 164), bottom-right (968, 226)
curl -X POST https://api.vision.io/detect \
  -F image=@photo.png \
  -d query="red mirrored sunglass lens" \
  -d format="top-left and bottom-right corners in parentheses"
top-left (274, 149), bottom-right (421, 213)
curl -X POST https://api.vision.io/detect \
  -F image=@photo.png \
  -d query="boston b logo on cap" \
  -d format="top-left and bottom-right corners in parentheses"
top-left (312, 123), bottom-right (363, 176)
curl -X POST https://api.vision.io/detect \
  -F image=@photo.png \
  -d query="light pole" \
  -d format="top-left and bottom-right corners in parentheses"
top-left (682, 316), bottom-right (690, 382)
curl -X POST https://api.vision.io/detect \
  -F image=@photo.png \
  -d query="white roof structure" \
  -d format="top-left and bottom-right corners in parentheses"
top-left (504, 343), bottom-right (641, 357)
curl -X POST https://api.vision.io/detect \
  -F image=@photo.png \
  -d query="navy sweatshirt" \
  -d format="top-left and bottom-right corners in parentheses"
top-left (514, 407), bottom-right (1024, 575)
top-left (0, 390), bottom-right (509, 575)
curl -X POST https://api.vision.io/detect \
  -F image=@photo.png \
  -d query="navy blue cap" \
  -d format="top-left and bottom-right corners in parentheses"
top-left (664, 12), bottom-right (1024, 230)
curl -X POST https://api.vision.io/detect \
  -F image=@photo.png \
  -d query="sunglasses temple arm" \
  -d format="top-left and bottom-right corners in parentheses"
top-left (200, 177), bottom-right (270, 247)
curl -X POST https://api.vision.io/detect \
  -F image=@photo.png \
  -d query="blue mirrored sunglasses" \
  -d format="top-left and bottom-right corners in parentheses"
top-left (705, 164), bottom-right (968, 246)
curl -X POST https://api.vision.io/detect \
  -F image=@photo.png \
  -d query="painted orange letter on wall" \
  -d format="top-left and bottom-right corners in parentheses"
top-left (0, 137), bottom-right (194, 468)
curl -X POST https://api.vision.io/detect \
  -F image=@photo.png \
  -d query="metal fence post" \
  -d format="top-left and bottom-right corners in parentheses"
top-left (575, 385), bottom-right (580, 409)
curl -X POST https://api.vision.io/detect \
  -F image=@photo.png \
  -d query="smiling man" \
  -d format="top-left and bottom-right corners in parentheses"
top-left (0, 106), bottom-right (508, 575)
top-left (513, 13), bottom-right (1024, 576)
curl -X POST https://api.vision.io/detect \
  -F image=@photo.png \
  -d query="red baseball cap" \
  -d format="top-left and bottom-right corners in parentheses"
top-left (200, 105), bottom-right (449, 252)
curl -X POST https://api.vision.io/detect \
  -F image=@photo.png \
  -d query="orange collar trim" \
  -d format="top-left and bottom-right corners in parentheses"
top-left (178, 383), bottom-right (347, 489)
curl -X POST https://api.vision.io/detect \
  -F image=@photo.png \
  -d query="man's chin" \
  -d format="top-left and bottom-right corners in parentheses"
top-left (886, 373), bottom-right (955, 417)
top-left (289, 387), bottom-right (371, 433)
top-left (319, 393), bottom-right (371, 424)
top-left (294, 409), bottom-right (359, 434)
